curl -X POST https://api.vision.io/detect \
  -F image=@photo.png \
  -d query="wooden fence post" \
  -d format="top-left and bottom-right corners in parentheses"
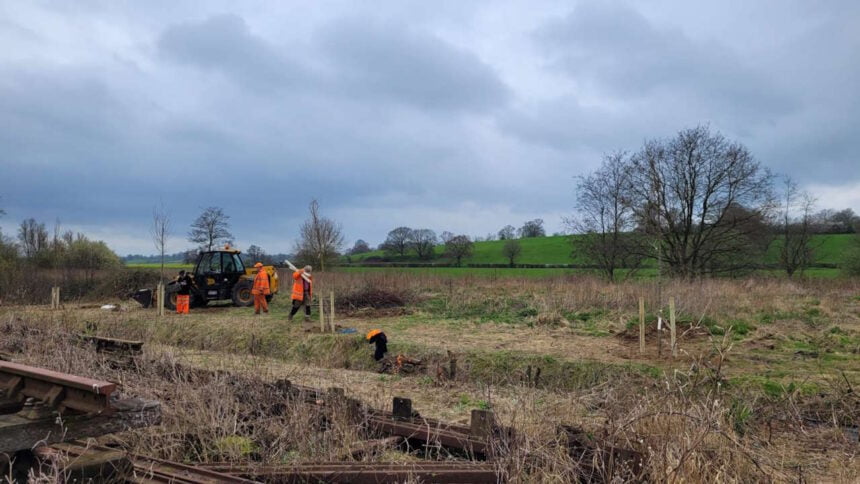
top-left (330, 291), bottom-right (335, 333)
top-left (156, 282), bottom-right (165, 317)
top-left (670, 296), bottom-right (677, 358)
top-left (319, 297), bottom-right (326, 332)
top-left (639, 297), bottom-right (645, 354)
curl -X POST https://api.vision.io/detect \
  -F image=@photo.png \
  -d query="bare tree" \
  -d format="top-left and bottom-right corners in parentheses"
top-left (831, 208), bottom-right (860, 233)
top-left (502, 239), bottom-right (522, 267)
top-left (518, 219), bottom-right (545, 238)
top-left (409, 229), bottom-right (438, 260)
top-left (246, 244), bottom-right (266, 264)
top-left (151, 202), bottom-right (171, 283)
top-left (566, 151), bottom-right (645, 281)
top-left (498, 225), bottom-right (516, 240)
top-left (440, 231), bottom-right (455, 243)
top-left (295, 199), bottom-right (344, 271)
top-left (17, 218), bottom-right (48, 259)
top-left (780, 177), bottom-right (816, 277)
top-left (444, 235), bottom-right (473, 266)
top-left (381, 227), bottom-right (414, 257)
top-left (628, 125), bottom-right (775, 278)
top-left (188, 207), bottom-right (233, 251)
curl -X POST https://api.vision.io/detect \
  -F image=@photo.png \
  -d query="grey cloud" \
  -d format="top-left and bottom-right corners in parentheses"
top-left (1, 2), bottom-right (858, 254)
top-left (158, 14), bottom-right (308, 92)
top-left (537, 2), bottom-right (797, 121)
top-left (317, 18), bottom-right (510, 112)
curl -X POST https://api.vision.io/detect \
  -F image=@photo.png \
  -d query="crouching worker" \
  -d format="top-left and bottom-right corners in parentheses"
top-left (175, 270), bottom-right (193, 314)
top-left (288, 265), bottom-right (313, 322)
top-left (366, 329), bottom-right (388, 361)
top-left (252, 262), bottom-right (270, 314)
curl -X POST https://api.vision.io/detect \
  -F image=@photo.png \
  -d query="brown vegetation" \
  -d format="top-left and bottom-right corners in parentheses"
top-left (2, 270), bottom-right (859, 482)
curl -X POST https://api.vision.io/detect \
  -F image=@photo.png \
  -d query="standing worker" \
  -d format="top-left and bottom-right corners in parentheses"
top-left (288, 265), bottom-right (313, 322)
top-left (175, 270), bottom-right (193, 314)
top-left (252, 262), bottom-right (270, 315)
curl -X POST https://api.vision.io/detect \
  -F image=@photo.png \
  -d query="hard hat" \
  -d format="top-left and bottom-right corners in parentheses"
top-left (366, 329), bottom-right (382, 340)
top-left (254, 262), bottom-right (263, 268)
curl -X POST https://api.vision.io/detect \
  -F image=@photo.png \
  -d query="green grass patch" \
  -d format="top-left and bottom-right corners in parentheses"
top-left (126, 262), bottom-right (194, 270)
top-left (345, 233), bottom-right (855, 273)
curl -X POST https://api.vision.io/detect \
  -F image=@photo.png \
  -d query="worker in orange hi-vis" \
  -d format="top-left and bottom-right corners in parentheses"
top-left (252, 262), bottom-right (270, 315)
top-left (288, 265), bottom-right (313, 322)
top-left (175, 270), bottom-right (192, 314)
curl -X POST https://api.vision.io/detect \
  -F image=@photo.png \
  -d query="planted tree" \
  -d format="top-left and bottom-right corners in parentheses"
top-left (151, 202), bottom-right (171, 283)
top-left (444, 235), bottom-right (473, 266)
top-left (188, 207), bottom-right (233, 251)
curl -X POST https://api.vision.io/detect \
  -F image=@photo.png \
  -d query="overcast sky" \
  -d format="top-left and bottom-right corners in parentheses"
top-left (1, 1), bottom-right (858, 255)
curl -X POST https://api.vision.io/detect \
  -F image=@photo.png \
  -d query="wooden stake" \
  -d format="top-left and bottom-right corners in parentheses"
top-left (669, 296), bottom-right (677, 358)
top-left (638, 297), bottom-right (645, 354)
top-left (156, 282), bottom-right (165, 317)
top-left (319, 297), bottom-right (325, 332)
top-left (330, 291), bottom-right (335, 333)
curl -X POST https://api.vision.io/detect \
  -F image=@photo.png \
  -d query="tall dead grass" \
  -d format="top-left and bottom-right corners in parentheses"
top-left (4, 314), bottom-right (858, 482)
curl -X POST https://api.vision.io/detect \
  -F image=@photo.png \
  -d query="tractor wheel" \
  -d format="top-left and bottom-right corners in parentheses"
top-left (191, 295), bottom-right (207, 308)
top-left (232, 280), bottom-right (254, 307)
top-left (164, 286), bottom-right (179, 310)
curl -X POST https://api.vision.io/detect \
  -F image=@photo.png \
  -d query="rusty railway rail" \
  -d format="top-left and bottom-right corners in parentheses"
top-left (55, 442), bottom-right (256, 484)
top-left (54, 442), bottom-right (500, 484)
top-left (79, 334), bottom-right (144, 355)
top-left (284, 381), bottom-right (496, 456)
top-left (0, 360), bottom-right (116, 413)
top-left (198, 461), bottom-right (499, 483)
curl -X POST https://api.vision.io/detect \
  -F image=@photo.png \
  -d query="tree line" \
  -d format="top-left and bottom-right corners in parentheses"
top-left (346, 218), bottom-right (546, 260)
top-left (568, 125), bottom-right (860, 280)
top-left (0, 217), bottom-right (121, 282)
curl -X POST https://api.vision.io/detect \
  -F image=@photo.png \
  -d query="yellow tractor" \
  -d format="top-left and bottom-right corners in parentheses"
top-left (163, 245), bottom-right (279, 310)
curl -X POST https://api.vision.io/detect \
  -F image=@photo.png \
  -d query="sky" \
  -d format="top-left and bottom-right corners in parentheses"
top-left (1, 0), bottom-right (858, 255)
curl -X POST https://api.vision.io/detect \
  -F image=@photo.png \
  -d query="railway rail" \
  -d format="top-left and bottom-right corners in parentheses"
top-left (0, 360), bottom-right (116, 413)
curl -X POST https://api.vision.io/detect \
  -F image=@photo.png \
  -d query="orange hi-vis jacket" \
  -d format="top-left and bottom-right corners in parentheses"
top-left (291, 270), bottom-right (312, 301)
top-left (252, 270), bottom-right (271, 295)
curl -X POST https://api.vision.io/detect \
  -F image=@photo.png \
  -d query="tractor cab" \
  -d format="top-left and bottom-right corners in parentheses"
top-left (193, 246), bottom-right (247, 301)
top-left (160, 244), bottom-right (279, 310)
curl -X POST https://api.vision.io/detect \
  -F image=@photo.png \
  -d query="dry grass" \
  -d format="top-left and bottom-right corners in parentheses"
top-left (2, 271), bottom-right (860, 481)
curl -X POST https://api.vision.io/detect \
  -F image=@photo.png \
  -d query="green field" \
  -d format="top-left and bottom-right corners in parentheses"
top-left (347, 233), bottom-right (856, 268)
top-left (126, 262), bottom-right (194, 270)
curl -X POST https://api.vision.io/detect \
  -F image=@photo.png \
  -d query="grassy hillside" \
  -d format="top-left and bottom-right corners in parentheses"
top-left (347, 233), bottom-right (857, 267)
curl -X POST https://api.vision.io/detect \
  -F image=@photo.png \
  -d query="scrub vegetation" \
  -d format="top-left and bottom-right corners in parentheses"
top-left (2, 269), bottom-right (860, 481)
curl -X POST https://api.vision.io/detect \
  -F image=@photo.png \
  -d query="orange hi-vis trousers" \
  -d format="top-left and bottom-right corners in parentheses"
top-left (176, 295), bottom-right (190, 314)
top-left (254, 294), bottom-right (269, 314)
